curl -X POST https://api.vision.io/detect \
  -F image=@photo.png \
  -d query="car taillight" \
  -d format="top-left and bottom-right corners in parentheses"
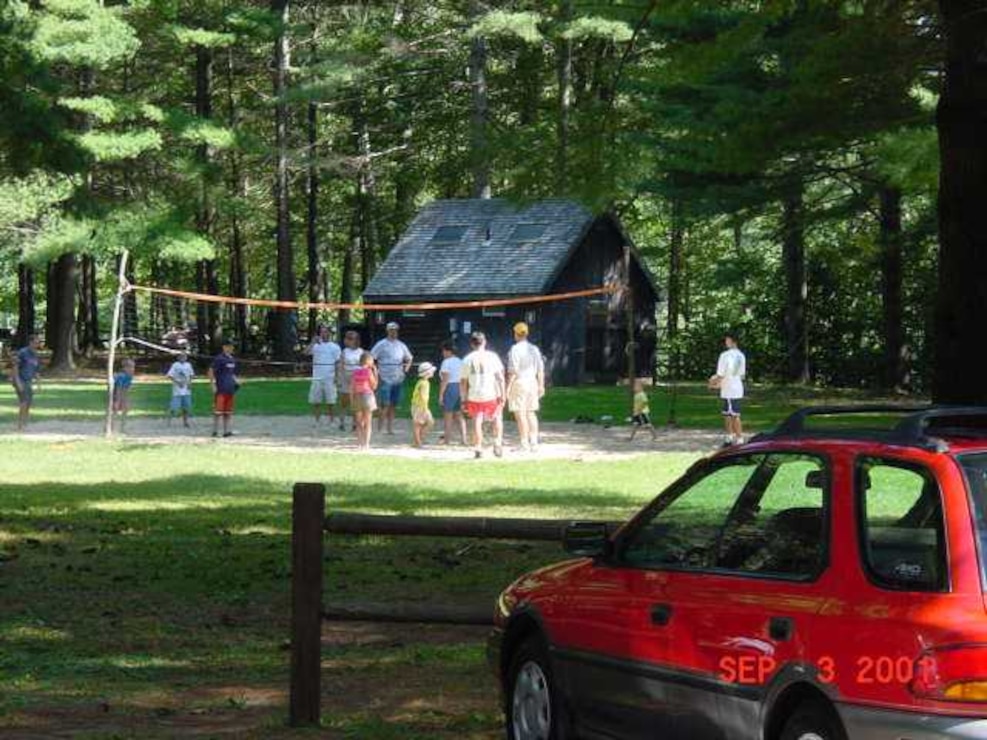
top-left (910, 645), bottom-right (987, 702)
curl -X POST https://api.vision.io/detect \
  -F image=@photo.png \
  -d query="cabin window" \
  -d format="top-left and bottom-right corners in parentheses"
top-left (402, 310), bottom-right (425, 318)
top-left (511, 224), bottom-right (547, 242)
top-left (482, 307), bottom-right (506, 318)
top-left (432, 225), bottom-right (468, 243)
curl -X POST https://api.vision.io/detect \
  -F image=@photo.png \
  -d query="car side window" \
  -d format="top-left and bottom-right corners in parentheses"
top-left (715, 455), bottom-right (828, 579)
top-left (857, 458), bottom-right (947, 592)
top-left (620, 457), bottom-right (760, 569)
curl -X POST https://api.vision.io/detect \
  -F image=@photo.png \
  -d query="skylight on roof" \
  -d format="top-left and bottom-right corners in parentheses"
top-left (512, 223), bottom-right (547, 242)
top-left (432, 225), bottom-right (468, 243)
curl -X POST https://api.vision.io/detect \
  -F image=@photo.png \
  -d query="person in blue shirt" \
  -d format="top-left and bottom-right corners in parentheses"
top-left (13, 334), bottom-right (41, 431)
top-left (208, 339), bottom-right (241, 438)
top-left (112, 358), bottom-right (136, 433)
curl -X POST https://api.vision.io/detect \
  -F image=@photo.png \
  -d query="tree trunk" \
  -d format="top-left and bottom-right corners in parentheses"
top-left (48, 252), bottom-right (77, 371)
top-left (556, 0), bottom-right (573, 193)
top-left (666, 199), bottom-right (684, 380)
top-left (225, 45), bottom-right (248, 353)
top-left (468, 0), bottom-right (491, 199)
top-left (932, 0), bottom-right (987, 404)
top-left (356, 111), bottom-right (379, 292)
top-left (17, 264), bottom-right (35, 346)
top-left (306, 100), bottom-right (320, 338)
top-left (338, 209), bottom-right (357, 328)
top-left (782, 181), bottom-right (809, 384)
top-left (194, 44), bottom-right (220, 354)
top-left (879, 186), bottom-right (906, 390)
top-left (272, 0), bottom-right (297, 359)
top-left (75, 254), bottom-right (96, 356)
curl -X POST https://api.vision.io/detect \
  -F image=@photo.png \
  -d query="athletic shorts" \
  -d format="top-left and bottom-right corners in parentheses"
top-left (170, 395), bottom-right (192, 413)
top-left (465, 399), bottom-right (502, 421)
top-left (632, 413), bottom-right (652, 427)
top-left (309, 377), bottom-right (338, 405)
top-left (722, 398), bottom-right (742, 417)
top-left (214, 393), bottom-right (235, 415)
top-left (353, 392), bottom-right (377, 413)
top-left (508, 378), bottom-right (540, 414)
top-left (377, 380), bottom-right (403, 407)
top-left (14, 382), bottom-right (32, 404)
top-left (441, 384), bottom-right (461, 413)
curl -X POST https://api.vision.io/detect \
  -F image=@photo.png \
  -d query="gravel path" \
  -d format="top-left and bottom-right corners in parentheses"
top-left (10, 416), bottom-right (724, 461)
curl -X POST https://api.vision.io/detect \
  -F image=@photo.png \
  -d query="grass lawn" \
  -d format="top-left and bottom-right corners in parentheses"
top-left (0, 438), bottom-right (698, 737)
top-left (0, 375), bottom-right (908, 430)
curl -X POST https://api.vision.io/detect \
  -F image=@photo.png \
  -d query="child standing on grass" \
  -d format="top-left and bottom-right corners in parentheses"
top-left (166, 351), bottom-right (195, 428)
top-left (350, 351), bottom-right (378, 450)
top-left (629, 379), bottom-right (657, 441)
top-left (411, 362), bottom-right (436, 448)
top-left (112, 358), bottom-right (136, 433)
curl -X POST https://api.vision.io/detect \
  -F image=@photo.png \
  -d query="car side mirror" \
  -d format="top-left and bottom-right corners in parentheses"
top-left (563, 522), bottom-right (611, 558)
top-left (805, 470), bottom-right (825, 489)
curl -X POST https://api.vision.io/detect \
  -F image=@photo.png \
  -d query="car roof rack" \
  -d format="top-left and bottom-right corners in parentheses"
top-left (756, 405), bottom-right (987, 452)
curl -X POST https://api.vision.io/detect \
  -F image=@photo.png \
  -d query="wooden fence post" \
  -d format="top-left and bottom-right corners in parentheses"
top-left (290, 482), bottom-right (325, 727)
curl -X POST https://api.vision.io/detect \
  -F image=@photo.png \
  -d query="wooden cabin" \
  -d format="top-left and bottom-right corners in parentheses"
top-left (363, 198), bottom-right (660, 385)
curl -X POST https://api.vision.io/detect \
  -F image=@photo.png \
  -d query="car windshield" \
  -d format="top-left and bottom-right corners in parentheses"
top-left (958, 453), bottom-right (987, 589)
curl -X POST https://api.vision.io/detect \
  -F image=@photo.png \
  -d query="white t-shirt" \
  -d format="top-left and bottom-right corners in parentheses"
top-left (311, 341), bottom-right (341, 381)
top-left (371, 338), bottom-right (413, 385)
top-left (166, 361), bottom-right (195, 397)
top-left (717, 347), bottom-right (746, 399)
top-left (462, 349), bottom-right (505, 402)
top-left (440, 356), bottom-right (463, 384)
top-left (507, 340), bottom-right (544, 384)
top-left (341, 347), bottom-right (363, 385)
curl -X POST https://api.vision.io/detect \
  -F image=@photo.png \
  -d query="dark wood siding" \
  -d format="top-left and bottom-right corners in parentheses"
top-left (365, 215), bottom-right (659, 386)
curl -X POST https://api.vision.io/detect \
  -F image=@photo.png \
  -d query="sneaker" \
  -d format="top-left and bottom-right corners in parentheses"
top-left (493, 444), bottom-right (504, 458)
top-left (473, 449), bottom-right (483, 460)
top-left (211, 431), bottom-right (219, 438)
top-left (223, 432), bottom-right (234, 438)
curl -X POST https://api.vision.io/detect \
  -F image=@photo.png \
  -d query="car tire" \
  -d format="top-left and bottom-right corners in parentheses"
top-left (779, 699), bottom-right (847, 740)
top-left (504, 636), bottom-right (570, 740)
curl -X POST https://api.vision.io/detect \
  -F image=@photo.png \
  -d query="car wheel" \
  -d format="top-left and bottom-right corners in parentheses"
top-left (780, 699), bottom-right (847, 740)
top-left (505, 636), bottom-right (569, 740)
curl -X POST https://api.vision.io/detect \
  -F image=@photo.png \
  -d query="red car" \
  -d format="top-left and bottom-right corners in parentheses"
top-left (490, 406), bottom-right (987, 740)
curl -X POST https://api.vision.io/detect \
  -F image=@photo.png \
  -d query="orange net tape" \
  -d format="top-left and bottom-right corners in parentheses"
top-left (126, 282), bottom-right (622, 312)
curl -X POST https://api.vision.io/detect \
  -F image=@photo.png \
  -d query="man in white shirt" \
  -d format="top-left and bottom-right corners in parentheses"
top-left (709, 332), bottom-right (747, 446)
top-left (166, 351), bottom-right (195, 428)
top-left (306, 325), bottom-right (342, 427)
top-left (370, 322), bottom-right (413, 435)
top-left (506, 322), bottom-right (545, 451)
top-left (460, 331), bottom-right (506, 459)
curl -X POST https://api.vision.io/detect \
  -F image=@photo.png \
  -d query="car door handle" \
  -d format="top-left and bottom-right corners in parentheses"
top-left (651, 603), bottom-right (673, 626)
top-left (769, 616), bottom-right (794, 641)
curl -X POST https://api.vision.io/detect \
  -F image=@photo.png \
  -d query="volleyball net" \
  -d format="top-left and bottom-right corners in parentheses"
top-left (102, 248), bottom-right (628, 434)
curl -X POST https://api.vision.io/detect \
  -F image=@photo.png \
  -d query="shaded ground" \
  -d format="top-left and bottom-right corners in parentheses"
top-left (11, 416), bottom-right (723, 460)
top-left (4, 622), bottom-right (500, 739)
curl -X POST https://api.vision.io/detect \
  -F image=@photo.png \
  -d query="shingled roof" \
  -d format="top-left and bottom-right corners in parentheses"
top-left (363, 198), bottom-right (596, 300)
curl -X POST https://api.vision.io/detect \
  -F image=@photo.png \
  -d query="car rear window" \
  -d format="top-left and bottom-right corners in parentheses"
top-left (958, 453), bottom-right (987, 590)
top-left (857, 458), bottom-right (947, 592)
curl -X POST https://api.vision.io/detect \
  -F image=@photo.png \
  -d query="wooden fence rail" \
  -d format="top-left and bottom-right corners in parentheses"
top-left (289, 481), bottom-right (620, 727)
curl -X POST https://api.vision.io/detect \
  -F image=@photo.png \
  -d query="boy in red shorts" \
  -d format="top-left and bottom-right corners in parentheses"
top-left (208, 339), bottom-right (241, 438)
top-left (460, 331), bottom-right (506, 459)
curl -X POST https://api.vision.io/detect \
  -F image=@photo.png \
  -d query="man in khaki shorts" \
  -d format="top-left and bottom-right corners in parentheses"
top-left (506, 322), bottom-right (545, 452)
